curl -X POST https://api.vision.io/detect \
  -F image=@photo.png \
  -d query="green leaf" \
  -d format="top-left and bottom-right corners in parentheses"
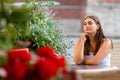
top-left (1, 0), bottom-right (14, 3)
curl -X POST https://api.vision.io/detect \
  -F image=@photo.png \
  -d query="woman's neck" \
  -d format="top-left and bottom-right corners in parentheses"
top-left (88, 33), bottom-right (96, 41)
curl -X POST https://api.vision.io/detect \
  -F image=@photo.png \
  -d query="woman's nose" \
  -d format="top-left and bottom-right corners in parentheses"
top-left (85, 24), bottom-right (89, 27)
top-left (86, 23), bottom-right (90, 26)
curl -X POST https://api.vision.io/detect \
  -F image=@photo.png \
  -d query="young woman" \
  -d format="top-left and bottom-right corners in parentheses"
top-left (74, 15), bottom-right (113, 65)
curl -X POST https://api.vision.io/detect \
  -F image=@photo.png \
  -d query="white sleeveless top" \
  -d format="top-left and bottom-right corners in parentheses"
top-left (84, 52), bottom-right (111, 66)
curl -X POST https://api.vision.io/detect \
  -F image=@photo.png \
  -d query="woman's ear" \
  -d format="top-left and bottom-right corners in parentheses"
top-left (97, 25), bottom-right (99, 30)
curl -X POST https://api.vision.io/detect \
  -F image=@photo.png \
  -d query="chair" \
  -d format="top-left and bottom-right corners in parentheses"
top-left (110, 41), bottom-right (120, 67)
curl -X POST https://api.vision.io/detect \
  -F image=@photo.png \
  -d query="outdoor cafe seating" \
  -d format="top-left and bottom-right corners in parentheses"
top-left (69, 41), bottom-right (120, 80)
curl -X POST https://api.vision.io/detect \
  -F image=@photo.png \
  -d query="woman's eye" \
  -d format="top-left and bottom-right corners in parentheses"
top-left (84, 21), bottom-right (93, 26)
top-left (88, 21), bottom-right (92, 25)
top-left (84, 23), bottom-right (87, 25)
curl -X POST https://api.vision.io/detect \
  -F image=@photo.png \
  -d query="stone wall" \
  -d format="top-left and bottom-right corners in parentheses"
top-left (86, 0), bottom-right (120, 38)
top-left (15, 0), bottom-right (120, 38)
top-left (52, 0), bottom-right (120, 38)
top-left (15, 0), bottom-right (86, 33)
top-left (50, 0), bottom-right (86, 33)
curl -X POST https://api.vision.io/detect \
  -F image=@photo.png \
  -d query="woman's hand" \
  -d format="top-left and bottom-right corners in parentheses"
top-left (80, 33), bottom-right (88, 42)
top-left (74, 32), bottom-right (88, 64)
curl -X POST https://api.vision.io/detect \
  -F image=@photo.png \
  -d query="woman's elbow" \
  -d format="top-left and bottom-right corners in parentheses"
top-left (91, 59), bottom-right (101, 65)
top-left (85, 58), bottom-right (100, 65)
top-left (73, 57), bottom-right (83, 65)
top-left (94, 60), bottom-right (102, 65)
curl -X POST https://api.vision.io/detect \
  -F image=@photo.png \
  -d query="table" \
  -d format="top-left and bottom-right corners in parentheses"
top-left (69, 64), bottom-right (120, 80)
top-left (71, 64), bottom-right (118, 73)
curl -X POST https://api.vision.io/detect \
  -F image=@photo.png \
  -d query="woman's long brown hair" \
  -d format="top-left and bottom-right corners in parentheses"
top-left (83, 16), bottom-right (112, 55)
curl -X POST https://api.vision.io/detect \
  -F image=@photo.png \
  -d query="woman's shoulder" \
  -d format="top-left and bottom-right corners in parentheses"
top-left (102, 38), bottom-right (112, 47)
top-left (103, 38), bottom-right (112, 44)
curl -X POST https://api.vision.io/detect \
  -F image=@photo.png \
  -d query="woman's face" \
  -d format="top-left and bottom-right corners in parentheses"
top-left (83, 18), bottom-right (99, 35)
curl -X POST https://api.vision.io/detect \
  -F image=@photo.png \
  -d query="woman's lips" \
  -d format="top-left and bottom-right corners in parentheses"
top-left (86, 28), bottom-right (90, 31)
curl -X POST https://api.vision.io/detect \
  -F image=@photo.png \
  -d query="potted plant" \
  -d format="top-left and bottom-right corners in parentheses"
top-left (13, 0), bottom-right (73, 55)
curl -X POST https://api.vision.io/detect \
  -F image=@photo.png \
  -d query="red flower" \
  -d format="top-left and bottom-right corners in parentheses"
top-left (54, 56), bottom-right (66, 69)
top-left (33, 58), bottom-right (57, 80)
top-left (8, 48), bottom-right (31, 62)
top-left (4, 61), bottom-right (30, 80)
top-left (36, 46), bottom-right (56, 58)
top-left (3, 46), bottom-right (78, 80)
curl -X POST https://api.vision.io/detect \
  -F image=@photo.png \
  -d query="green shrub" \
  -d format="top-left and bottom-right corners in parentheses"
top-left (0, 0), bottom-right (73, 54)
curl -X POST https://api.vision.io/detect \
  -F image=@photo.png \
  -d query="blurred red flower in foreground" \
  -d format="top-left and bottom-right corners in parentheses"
top-left (5, 61), bottom-right (30, 80)
top-left (33, 59), bottom-right (57, 80)
top-left (8, 48), bottom-right (31, 62)
top-left (36, 46), bottom-right (56, 58)
top-left (3, 46), bottom-right (78, 80)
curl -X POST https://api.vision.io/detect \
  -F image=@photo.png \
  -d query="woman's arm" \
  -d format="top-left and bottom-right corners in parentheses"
top-left (73, 33), bottom-right (87, 64)
top-left (83, 38), bottom-right (112, 65)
